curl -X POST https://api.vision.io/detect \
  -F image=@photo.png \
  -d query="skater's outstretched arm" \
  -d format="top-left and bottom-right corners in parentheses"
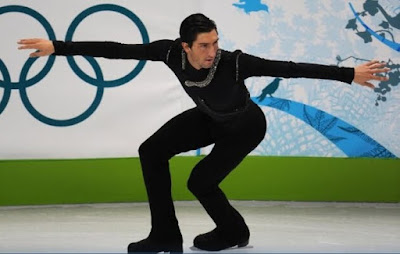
top-left (237, 52), bottom-right (390, 89)
top-left (18, 38), bottom-right (173, 61)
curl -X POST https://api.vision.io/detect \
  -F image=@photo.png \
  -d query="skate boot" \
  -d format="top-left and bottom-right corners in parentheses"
top-left (128, 229), bottom-right (183, 253)
top-left (127, 237), bottom-right (183, 253)
top-left (193, 225), bottom-right (250, 251)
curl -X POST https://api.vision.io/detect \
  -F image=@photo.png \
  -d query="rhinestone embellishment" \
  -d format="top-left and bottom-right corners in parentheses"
top-left (183, 49), bottom-right (222, 88)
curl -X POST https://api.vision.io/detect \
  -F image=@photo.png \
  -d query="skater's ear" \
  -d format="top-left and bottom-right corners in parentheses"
top-left (182, 42), bottom-right (191, 53)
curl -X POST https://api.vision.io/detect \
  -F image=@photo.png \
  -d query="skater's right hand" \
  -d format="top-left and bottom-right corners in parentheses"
top-left (17, 38), bottom-right (55, 57)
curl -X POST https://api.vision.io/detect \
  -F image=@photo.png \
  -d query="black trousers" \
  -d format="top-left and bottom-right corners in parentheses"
top-left (138, 101), bottom-right (267, 241)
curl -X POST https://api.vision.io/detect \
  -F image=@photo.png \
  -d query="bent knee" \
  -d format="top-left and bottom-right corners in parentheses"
top-left (187, 177), bottom-right (216, 198)
top-left (139, 138), bottom-right (176, 163)
top-left (138, 140), bottom-right (153, 158)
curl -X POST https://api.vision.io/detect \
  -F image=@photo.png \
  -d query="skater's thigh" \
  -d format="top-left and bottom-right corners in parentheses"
top-left (143, 107), bottom-right (215, 154)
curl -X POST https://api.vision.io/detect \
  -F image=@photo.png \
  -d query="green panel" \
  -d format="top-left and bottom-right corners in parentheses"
top-left (220, 157), bottom-right (400, 202)
top-left (0, 156), bottom-right (399, 206)
top-left (0, 158), bottom-right (147, 205)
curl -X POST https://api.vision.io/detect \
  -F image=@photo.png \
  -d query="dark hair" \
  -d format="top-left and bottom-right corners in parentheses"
top-left (179, 13), bottom-right (217, 47)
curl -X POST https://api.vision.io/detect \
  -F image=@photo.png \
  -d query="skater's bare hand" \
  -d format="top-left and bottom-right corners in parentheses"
top-left (18, 38), bottom-right (54, 57)
top-left (353, 60), bottom-right (390, 89)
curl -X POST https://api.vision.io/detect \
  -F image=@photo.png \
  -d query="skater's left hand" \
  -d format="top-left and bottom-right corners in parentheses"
top-left (353, 60), bottom-right (390, 89)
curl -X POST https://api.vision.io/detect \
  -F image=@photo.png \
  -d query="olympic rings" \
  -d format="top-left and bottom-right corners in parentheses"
top-left (0, 4), bottom-right (149, 126)
top-left (0, 5), bottom-right (56, 90)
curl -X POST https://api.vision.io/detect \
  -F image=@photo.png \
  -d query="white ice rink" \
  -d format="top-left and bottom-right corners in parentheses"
top-left (1, 201), bottom-right (399, 253)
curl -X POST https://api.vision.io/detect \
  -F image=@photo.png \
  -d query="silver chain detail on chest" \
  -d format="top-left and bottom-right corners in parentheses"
top-left (182, 49), bottom-right (222, 88)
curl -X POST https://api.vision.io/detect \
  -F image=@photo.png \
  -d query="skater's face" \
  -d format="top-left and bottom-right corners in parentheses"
top-left (182, 29), bottom-right (219, 70)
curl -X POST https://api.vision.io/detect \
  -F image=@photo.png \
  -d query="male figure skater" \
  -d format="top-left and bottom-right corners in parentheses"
top-left (18, 13), bottom-right (389, 253)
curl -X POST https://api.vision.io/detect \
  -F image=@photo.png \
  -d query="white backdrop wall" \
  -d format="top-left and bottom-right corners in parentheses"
top-left (0, 0), bottom-right (399, 159)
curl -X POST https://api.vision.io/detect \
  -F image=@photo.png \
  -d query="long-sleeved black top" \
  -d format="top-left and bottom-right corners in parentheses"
top-left (53, 39), bottom-right (354, 119)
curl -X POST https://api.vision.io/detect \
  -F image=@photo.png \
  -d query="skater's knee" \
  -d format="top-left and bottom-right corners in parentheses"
top-left (187, 177), bottom-right (201, 196)
top-left (139, 138), bottom-right (174, 162)
top-left (187, 177), bottom-right (215, 198)
top-left (138, 140), bottom-right (152, 159)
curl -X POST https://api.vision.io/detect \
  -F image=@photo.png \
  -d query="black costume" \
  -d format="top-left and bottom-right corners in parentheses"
top-left (53, 39), bottom-right (354, 252)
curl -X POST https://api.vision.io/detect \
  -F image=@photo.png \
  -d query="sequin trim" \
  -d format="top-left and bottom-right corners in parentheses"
top-left (236, 51), bottom-right (242, 82)
top-left (183, 49), bottom-right (222, 88)
top-left (166, 46), bottom-right (172, 64)
top-left (181, 50), bottom-right (186, 70)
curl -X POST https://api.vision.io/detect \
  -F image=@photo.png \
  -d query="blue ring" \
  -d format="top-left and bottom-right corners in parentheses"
top-left (0, 5), bottom-right (56, 89)
top-left (65, 4), bottom-right (149, 88)
top-left (0, 58), bottom-right (11, 114)
top-left (19, 56), bottom-right (104, 126)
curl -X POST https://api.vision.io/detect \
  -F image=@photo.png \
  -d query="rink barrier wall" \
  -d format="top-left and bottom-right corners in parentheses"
top-left (0, 156), bottom-right (399, 206)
